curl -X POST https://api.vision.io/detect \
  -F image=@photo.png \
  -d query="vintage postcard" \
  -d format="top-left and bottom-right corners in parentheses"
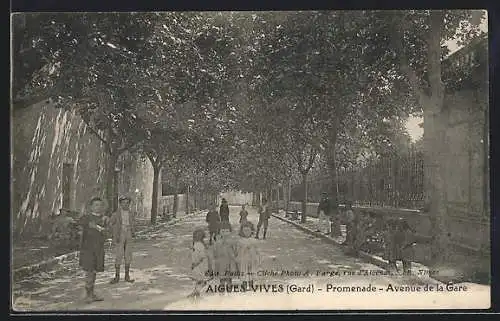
top-left (10, 10), bottom-right (490, 311)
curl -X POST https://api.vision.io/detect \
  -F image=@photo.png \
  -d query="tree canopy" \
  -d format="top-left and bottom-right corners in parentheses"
top-left (13, 10), bottom-right (487, 223)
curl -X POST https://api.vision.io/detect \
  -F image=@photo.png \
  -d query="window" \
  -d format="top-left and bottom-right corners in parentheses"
top-left (62, 163), bottom-right (74, 209)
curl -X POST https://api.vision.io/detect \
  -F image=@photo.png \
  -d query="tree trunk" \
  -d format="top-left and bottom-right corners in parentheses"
top-left (173, 194), bottom-right (178, 217)
top-left (193, 189), bottom-right (198, 211)
top-left (326, 134), bottom-right (341, 236)
top-left (171, 172), bottom-right (180, 217)
top-left (424, 104), bottom-right (448, 262)
top-left (150, 163), bottom-right (161, 225)
top-left (113, 166), bottom-right (119, 210)
top-left (285, 176), bottom-right (292, 214)
top-left (185, 185), bottom-right (190, 215)
top-left (327, 129), bottom-right (339, 208)
top-left (106, 151), bottom-right (119, 215)
top-left (277, 185), bottom-right (281, 210)
top-left (301, 171), bottom-right (308, 223)
top-left (415, 12), bottom-right (448, 263)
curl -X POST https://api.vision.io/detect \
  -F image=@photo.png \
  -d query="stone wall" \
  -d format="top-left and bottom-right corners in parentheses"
top-left (11, 100), bottom-right (154, 237)
top-left (12, 100), bottom-right (108, 237)
top-left (442, 88), bottom-right (489, 251)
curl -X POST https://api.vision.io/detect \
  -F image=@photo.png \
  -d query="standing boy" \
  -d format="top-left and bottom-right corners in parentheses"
top-left (79, 197), bottom-right (108, 303)
top-left (109, 195), bottom-right (137, 284)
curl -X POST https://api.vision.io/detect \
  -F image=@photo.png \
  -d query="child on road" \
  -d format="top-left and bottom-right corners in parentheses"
top-left (189, 228), bottom-right (211, 298)
top-left (213, 222), bottom-right (239, 288)
top-left (78, 197), bottom-right (109, 303)
top-left (239, 204), bottom-right (249, 227)
top-left (237, 221), bottom-right (261, 290)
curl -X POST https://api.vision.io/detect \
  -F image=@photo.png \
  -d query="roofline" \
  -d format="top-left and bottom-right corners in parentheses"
top-left (443, 33), bottom-right (488, 62)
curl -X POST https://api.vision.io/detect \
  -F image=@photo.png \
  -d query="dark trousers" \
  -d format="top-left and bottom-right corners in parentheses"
top-left (345, 222), bottom-right (355, 245)
top-left (256, 219), bottom-right (268, 238)
top-left (220, 215), bottom-right (231, 231)
top-left (85, 271), bottom-right (97, 292)
top-left (389, 260), bottom-right (412, 273)
top-left (330, 217), bottom-right (342, 237)
top-left (209, 230), bottom-right (218, 244)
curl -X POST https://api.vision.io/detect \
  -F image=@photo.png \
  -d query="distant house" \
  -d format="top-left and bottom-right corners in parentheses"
top-left (442, 34), bottom-right (488, 93)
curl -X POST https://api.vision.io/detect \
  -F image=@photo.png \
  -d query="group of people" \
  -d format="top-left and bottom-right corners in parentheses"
top-left (76, 195), bottom-right (272, 303)
top-left (77, 195), bottom-right (137, 303)
top-left (190, 198), bottom-right (272, 298)
top-left (316, 192), bottom-right (415, 273)
top-left (316, 192), bottom-right (346, 238)
top-left (206, 198), bottom-right (272, 244)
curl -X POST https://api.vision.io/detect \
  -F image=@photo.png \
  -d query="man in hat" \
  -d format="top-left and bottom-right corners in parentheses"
top-left (255, 198), bottom-right (271, 239)
top-left (109, 195), bottom-right (137, 284)
top-left (316, 192), bottom-right (331, 235)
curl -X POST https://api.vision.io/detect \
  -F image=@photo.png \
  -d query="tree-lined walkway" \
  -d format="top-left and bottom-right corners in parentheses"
top-left (12, 205), bottom-right (488, 311)
top-left (12, 12), bottom-right (488, 283)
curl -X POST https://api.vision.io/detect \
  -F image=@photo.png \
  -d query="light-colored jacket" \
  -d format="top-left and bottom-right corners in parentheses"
top-left (191, 241), bottom-right (210, 282)
top-left (109, 209), bottom-right (137, 243)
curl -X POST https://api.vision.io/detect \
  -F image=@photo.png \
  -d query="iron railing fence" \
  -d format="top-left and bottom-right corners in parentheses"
top-left (290, 151), bottom-right (425, 210)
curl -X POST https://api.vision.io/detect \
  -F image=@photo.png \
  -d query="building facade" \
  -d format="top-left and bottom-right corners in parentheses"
top-left (441, 35), bottom-right (489, 252)
top-left (11, 100), bottom-right (155, 238)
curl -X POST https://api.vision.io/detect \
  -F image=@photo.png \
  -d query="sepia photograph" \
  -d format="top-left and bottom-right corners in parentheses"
top-left (10, 10), bottom-right (490, 311)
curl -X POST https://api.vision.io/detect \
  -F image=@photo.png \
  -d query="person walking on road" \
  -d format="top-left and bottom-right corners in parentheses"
top-left (316, 192), bottom-right (331, 234)
top-left (109, 195), bottom-right (137, 284)
top-left (206, 205), bottom-right (221, 245)
top-left (255, 198), bottom-right (271, 239)
top-left (219, 198), bottom-right (231, 231)
top-left (78, 197), bottom-right (109, 303)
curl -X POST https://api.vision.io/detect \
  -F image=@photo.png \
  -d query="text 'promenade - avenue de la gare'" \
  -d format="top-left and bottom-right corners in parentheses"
top-left (10, 10), bottom-right (490, 311)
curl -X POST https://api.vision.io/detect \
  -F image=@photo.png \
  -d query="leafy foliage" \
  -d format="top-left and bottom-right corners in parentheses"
top-left (13, 10), bottom-right (487, 214)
